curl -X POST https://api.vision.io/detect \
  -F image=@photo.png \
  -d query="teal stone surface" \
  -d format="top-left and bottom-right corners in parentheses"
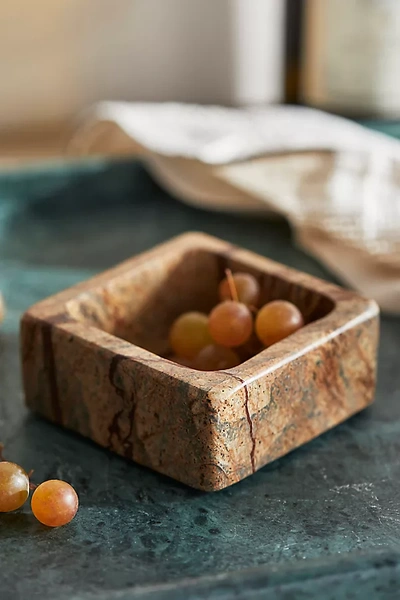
top-left (0, 147), bottom-right (400, 598)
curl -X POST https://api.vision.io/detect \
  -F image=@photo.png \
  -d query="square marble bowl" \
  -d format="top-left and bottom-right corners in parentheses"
top-left (21, 233), bottom-right (379, 491)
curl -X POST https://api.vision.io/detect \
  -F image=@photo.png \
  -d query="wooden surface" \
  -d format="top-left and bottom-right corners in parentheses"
top-left (0, 126), bottom-right (72, 166)
top-left (0, 124), bottom-right (146, 168)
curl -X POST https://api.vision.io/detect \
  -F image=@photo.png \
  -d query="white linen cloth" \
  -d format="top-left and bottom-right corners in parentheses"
top-left (69, 102), bottom-right (400, 313)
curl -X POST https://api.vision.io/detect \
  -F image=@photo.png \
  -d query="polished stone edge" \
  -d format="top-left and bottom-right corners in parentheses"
top-left (21, 232), bottom-right (380, 492)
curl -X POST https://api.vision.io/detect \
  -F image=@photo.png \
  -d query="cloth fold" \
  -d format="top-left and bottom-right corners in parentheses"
top-left (69, 102), bottom-right (400, 313)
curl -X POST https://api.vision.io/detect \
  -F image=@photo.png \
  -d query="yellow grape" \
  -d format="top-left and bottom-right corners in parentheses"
top-left (219, 272), bottom-right (260, 306)
top-left (31, 480), bottom-right (79, 527)
top-left (237, 332), bottom-right (263, 362)
top-left (255, 300), bottom-right (304, 347)
top-left (169, 355), bottom-right (194, 368)
top-left (0, 461), bottom-right (30, 512)
top-left (208, 301), bottom-right (253, 348)
top-left (169, 312), bottom-right (213, 359)
top-left (194, 345), bottom-right (240, 371)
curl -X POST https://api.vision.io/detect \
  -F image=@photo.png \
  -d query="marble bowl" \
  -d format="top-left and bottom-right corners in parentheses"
top-left (21, 233), bottom-right (379, 491)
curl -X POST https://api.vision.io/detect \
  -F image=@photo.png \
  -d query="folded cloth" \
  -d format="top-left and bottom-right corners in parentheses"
top-left (69, 102), bottom-right (400, 313)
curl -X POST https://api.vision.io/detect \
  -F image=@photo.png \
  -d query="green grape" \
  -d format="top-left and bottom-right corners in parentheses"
top-left (208, 301), bottom-right (253, 348)
top-left (169, 312), bottom-right (213, 359)
top-left (237, 332), bottom-right (263, 361)
top-left (31, 480), bottom-right (79, 527)
top-left (255, 300), bottom-right (304, 347)
top-left (169, 355), bottom-right (194, 368)
top-left (194, 345), bottom-right (240, 371)
top-left (219, 272), bottom-right (260, 306)
top-left (0, 461), bottom-right (30, 512)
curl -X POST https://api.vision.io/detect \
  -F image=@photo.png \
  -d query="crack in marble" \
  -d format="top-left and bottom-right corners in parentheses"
top-left (227, 373), bottom-right (256, 473)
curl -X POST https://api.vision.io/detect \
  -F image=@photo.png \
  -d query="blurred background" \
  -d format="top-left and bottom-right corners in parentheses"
top-left (2, 0), bottom-right (400, 163)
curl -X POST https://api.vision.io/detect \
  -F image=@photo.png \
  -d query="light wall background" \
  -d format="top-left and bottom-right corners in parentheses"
top-left (0, 0), bottom-right (285, 131)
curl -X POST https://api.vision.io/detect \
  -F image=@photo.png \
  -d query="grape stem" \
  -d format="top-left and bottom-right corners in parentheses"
top-left (225, 269), bottom-right (239, 303)
top-left (28, 469), bottom-right (38, 490)
top-left (0, 443), bottom-right (4, 461)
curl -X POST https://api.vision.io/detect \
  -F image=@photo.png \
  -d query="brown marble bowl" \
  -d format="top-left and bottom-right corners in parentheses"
top-left (21, 233), bottom-right (379, 491)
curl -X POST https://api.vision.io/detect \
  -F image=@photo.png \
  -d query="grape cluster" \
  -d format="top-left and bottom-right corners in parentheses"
top-left (168, 270), bottom-right (304, 371)
top-left (0, 445), bottom-right (78, 527)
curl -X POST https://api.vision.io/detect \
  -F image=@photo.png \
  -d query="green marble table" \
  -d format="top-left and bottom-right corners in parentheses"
top-left (0, 134), bottom-right (400, 599)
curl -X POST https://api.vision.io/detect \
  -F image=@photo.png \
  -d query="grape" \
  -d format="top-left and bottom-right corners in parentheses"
top-left (31, 480), bottom-right (79, 527)
top-left (194, 345), bottom-right (240, 371)
top-left (219, 272), bottom-right (260, 306)
top-left (237, 332), bottom-right (263, 362)
top-left (255, 300), bottom-right (304, 347)
top-left (208, 300), bottom-right (253, 348)
top-left (0, 461), bottom-right (30, 512)
top-left (169, 312), bottom-right (213, 359)
top-left (169, 355), bottom-right (194, 368)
